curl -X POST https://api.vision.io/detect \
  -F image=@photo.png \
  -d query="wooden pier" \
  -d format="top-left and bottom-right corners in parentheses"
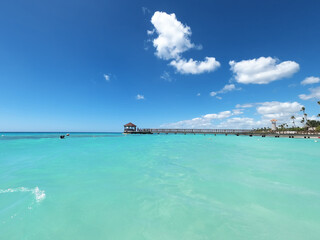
top-left (127, 128), bottom-right (320, 138)
top-left (123, 123), bottom-right (320, 138)
top-left (136, 128), bottom-right (252, 135)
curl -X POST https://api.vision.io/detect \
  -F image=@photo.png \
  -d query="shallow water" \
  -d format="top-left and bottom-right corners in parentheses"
top-left (1, 133), bottom-right (320, 240)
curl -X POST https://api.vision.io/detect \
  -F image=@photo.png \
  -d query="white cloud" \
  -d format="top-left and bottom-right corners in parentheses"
top-left (149, 11), bottom-right (220, 75)
top-left (210, 84), bottom-right (241, 97)
top-left (160, 71), bottom-right (173, 82)
top-left (301, 76), bottom-right (320, 85)
top-left (160, 101), bottom-right (306, 129)
top-left (142, 7), bottom-right (151, 15)
top-left (104, 74), bottom-right (110, 81)
top-left (136, 94), bottom-right (145, 100)
top-left (229, 57), bottom-right (299, 84)
top-left (170, 57), bottom-right (220, 74)
top-left (256, 101), bottom-right (302, 121)
top-left (299, 87), bottom-right (320, 100)
top-left (203, 111), bottom-right (234, 119)
top-left (218, 101), bottom-right (304, 128)
top-left (147, 29), bottom-right (155, 35)
top-left (218, 117), bottom-right (266, 129)
top-left (221, 84), bottom-right (236, 92)
top-left (235, 103), bottom-right (254, 108)
top-left (150, 11), bottom-right (194, 60)
top-left (161, 117), bottom-right (212, 129)
top-left (232, 109), bottom-right (244, 115)
top-left (161, 110), bottom-right (242, 128)
top-left (197, 93), bottom-right (201, 96)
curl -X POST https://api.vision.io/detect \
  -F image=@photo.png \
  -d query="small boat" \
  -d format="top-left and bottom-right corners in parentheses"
top-left (60, 135), bottom-right (65, 139)
top-left (66, 133), bottom-right (70, 136)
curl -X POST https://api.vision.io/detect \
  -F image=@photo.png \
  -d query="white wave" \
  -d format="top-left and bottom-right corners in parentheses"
top-left (0, 187), bottom-right (46, 202)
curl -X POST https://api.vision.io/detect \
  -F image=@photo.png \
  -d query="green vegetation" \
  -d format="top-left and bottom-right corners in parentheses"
top-left (253, 101), bottom-right (320, 133)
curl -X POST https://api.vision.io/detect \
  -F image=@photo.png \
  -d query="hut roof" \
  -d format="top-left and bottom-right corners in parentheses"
top-left (270, 119), bottom-right (277, 122)
top-left (124, 122), bottom-right (136, 127)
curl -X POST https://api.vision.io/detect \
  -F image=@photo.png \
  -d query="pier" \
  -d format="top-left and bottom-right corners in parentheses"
top-left (133, 128), bottom-right (320, 138)
top-left (123, 123), bottom-right (320, 138)
top-left (136, 128), bottom-right (251, 134)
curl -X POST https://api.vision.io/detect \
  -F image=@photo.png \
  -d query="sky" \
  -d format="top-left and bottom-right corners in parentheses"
top-left (1, 0), bottom-right (320, 132)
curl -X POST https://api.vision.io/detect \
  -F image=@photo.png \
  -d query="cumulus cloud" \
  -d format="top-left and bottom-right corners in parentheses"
top-left (218, 117), bottom-right (266, 129)
top-left (256, 101), bottom-right (302, 121)
top-left (301, 76), bottom-right (320, 85)
top-left (149, 11), bottom-right (220, 75)
top-left (218, 101), bottom-right (303, 128)
top-left (150, 11), bottom-right (194, 60)
top-left (136, 94), bottom-right (145, 100)
top-left (229, 57), bottom-right (299, 84)
top-left (203, 111), bottom-right (233, 119)
top-left (210, 84), bottom-right (241, 98)
top-left (299, 87), bottom-right (320, 100)
top-left (170, 57), bottom-right (220, 74)
top-left (104, 74), bottom-right (110, 81)
top-left (160, 101), bottom-right (306, 129)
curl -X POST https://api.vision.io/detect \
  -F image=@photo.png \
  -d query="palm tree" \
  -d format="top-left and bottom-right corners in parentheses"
top-left (291, 115), bottom-right (296, 127)
top-left (300, 106), bottom-right (308, 127)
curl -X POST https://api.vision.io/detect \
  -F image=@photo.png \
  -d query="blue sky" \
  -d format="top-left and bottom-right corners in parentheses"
top-left (1, 0), bottom-right (320, 132)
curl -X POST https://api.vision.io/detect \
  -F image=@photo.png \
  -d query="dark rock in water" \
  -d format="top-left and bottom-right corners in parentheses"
top-left (60, 135), bottom-right (65, 139)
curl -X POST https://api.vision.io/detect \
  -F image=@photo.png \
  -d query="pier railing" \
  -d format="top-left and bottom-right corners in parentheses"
top-left (135, 128), bottom-right (320, 135)
top-left (137, 128), bottom-right (253, 134)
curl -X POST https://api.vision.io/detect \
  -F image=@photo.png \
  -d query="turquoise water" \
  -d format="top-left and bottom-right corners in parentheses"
top-left (1, 133), bottom-right (320, 239)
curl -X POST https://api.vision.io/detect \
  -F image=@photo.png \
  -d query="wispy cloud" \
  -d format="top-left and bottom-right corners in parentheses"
top-left (210, 84), bottom-right (241, 98)
top-left (301, 76), bottom-right (320, 85)
top-left (136, 94), bottom-right (145, 100)
top-left (235, 103), bottom-right (254, 108)
top-left (142, 7), bottom-right (151, 15)
top-left (229, 57), bottom-right (299, 84)
top-left (160, 71), bottom-right (173, 82)
top-left (299, 86), bottom-right (320, 100)
top-left (104, 74), bottom-right (110, 81)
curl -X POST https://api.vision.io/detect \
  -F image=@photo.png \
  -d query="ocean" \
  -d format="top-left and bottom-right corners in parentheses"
top-left (1, 133), bottom-right (320, 239)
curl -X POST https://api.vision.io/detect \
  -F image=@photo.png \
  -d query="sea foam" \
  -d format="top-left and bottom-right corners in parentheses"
top-left (0, 187), bottom-right (46, 202)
